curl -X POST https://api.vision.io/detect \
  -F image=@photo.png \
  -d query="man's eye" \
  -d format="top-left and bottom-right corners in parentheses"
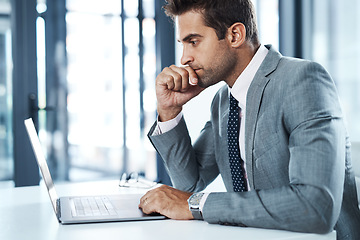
top-left (190, 41), bottom-right (198, 46)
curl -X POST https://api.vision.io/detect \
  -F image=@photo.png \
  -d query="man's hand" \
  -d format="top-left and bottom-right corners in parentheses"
top-left (138, 185), bottom-right (194, 220)
top-left (156, 65), bottom-right (204, 122)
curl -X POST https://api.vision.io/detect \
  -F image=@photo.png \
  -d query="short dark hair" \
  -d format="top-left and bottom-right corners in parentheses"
top-left (163, 0), bottom-right (259, 44)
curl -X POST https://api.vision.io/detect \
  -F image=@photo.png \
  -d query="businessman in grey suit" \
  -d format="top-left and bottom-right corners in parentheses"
top-left (138, 0), bottom-right (360, 239)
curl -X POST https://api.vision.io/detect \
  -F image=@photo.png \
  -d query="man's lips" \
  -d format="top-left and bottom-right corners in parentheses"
top-left (188, 65), bottom-right (201, 72)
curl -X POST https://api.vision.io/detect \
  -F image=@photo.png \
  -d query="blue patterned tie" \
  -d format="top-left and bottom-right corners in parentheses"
top-left (227, 94), bottom-right (248, 192)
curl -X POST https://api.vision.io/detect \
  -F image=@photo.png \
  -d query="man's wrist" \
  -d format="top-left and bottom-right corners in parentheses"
top-left (157, 106), bottom-right (182, 122)
top-left (153, 112), bottom-right (183, 136)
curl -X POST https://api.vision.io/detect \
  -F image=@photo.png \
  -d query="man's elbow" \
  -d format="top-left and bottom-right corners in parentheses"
top-left (301, 191), bottom-right (340, 234)
top-left (310, 216), bottom-right (336, 234)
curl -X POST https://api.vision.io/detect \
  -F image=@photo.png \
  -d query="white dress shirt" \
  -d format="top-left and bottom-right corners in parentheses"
top-left (153, 45), bottom-right (269, 210)
top-left (230, 44), bottom-right (269, 162)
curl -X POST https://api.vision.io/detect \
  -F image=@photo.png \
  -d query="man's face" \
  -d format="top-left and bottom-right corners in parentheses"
top-left (177, 11), bottom-right (237, 88)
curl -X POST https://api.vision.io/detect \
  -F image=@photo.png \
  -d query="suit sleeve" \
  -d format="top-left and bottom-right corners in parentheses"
top-left (148, 116), bottom-right (219, 192)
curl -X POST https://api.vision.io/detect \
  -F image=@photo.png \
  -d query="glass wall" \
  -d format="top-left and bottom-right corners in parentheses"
top-left (311, 0), bottom-right (360, 143)
top-left (0, 0), bottom-right (13, 186)
top-left (65, 0), bottom-right (157, 181)
top-left (66, 0), bottom-right (124, 180)
top-left (254, 0), bottom-right (279, 50)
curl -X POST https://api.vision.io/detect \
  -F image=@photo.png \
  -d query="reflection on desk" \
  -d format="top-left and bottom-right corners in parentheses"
top-left (0, 180), bottom-right (336, 240)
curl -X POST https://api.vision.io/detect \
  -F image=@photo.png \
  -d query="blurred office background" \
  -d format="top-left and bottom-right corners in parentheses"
top-left (0, 0), bottom-right (360, 188)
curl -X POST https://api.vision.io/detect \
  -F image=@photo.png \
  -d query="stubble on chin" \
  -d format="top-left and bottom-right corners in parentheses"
top-left (196, 71), bottom-right (223, 89)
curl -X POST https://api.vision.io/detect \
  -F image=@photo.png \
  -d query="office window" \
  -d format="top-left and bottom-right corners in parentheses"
top-left (33, 0), bottom-right (157, 182)
top-left (0, 0), bottom-right (13, 186)
top-left (311, 0), bottom-right (360, 142)
top-left (65, 0), bottom-right (157, 181)
top-left (66, 2), bottom-right (124, 180)
top-left (254, 0), bottom-right (279, 50)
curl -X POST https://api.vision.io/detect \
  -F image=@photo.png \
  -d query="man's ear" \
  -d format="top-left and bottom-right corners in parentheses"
top-left (227, 22), bottom-right (246, 48)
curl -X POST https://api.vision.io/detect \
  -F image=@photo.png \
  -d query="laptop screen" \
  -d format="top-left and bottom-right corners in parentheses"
top-left (24, 118), bottom-right (59, 215)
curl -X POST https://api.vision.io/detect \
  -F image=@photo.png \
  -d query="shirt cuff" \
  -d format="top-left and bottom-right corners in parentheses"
top-left (152, 112), bottom-right (183, 136)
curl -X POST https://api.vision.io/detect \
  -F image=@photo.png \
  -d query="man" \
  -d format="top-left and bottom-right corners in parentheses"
top-left (138, 0), bottom-right (360, 239)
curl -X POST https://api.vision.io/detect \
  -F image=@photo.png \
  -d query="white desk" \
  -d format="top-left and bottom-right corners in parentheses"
top-left (0, 180), bottom-right (336, 240)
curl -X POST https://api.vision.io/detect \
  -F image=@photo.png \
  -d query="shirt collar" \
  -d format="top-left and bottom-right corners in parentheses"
top-left (229, 44), bottom-right (269, 109)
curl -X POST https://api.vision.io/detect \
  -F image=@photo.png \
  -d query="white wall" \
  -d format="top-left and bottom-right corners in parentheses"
top-left (182, 82), bottom-right (224, 141)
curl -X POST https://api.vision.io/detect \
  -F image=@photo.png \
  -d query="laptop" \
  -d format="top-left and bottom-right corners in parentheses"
top-left (24, 118), bottom-right (165, 224)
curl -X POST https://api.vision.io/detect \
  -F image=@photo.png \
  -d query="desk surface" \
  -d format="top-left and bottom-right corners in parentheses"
top-left (0, 180), bottom-right (336, 240)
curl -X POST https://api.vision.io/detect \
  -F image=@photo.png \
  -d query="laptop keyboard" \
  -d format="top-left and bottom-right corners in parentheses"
top-left (71, 196), bottom-right (117, 217)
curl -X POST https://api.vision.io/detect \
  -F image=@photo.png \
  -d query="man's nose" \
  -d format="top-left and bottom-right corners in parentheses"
top-left (180, 48), bottom-right (194, 66)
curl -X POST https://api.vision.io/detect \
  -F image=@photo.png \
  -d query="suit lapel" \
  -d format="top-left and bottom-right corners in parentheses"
top-left (245, 45), bottom-right (282, 189)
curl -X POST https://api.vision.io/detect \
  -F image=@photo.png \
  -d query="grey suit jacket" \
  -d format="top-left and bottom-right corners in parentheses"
top-left (148, 45), bottom-right (360, 239)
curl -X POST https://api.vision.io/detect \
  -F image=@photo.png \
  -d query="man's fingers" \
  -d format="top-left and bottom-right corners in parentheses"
top-left (169, 65), bottom-right (191, 91)
top-left (155, 65), bottom-right (203, 121)
top-left (184, 66), bottom-right (198, 85)
top-left (139, 187), bottom-right (164, 215)
top-left (138, 185), bottom-right (194, 220)
top-left (139, 190), bottom-right (159, 215)
top-left (158, 65), bottom-right (199, 92)
top-left (159, 68), bottom-right (180, 91)
top-left (161, 75), bottom-right (173, 90)
top-left (139, 199), bottom-right (154, 214)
